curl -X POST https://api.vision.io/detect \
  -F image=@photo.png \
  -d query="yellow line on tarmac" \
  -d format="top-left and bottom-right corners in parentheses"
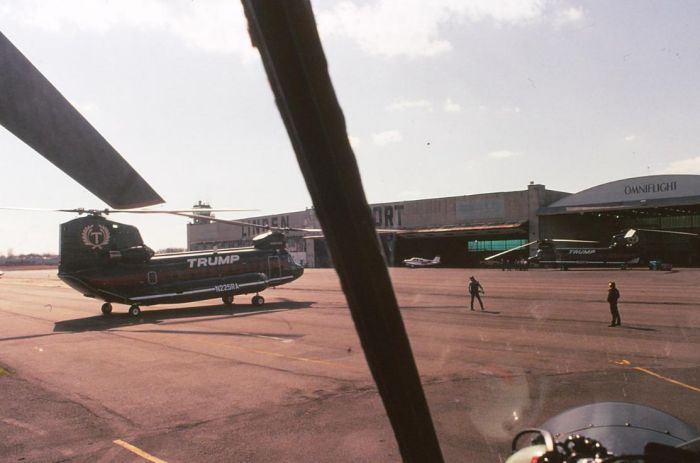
top-left (633, 366), bottom-right (700, 393)
top-left (113, 439), bottom-right (168, 463)
top-left (615, 359), bottom-right (700, 394)
top-left (0, 367), bottom-right (8, 377)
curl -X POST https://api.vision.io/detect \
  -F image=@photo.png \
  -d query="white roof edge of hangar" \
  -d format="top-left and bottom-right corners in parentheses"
top-left (540, 174), bottom-right (700, 215)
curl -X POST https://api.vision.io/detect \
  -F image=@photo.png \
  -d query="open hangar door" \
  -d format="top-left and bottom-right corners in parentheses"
top-left (395, 236), bottom-right (471, 267)
top-left (394, 224), bottom-right (529, 268)
top-left (308, 225), bottom-right (531, 268)
top-left (539, 207), bottom-right (700, 267)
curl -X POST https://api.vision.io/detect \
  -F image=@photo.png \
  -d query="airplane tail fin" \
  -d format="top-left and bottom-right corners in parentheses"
top-left (433, 256), bottom-right (441, 264)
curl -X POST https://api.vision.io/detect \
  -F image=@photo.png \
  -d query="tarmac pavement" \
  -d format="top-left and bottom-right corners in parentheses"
top-left (1, 267), bottom-right (698, 462)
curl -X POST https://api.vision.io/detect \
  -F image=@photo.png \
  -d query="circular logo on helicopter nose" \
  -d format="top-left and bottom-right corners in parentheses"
top-left (81, 224), bottom-right (110, 249)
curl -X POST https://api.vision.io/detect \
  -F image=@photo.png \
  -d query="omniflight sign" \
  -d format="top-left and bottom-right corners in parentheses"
top-left (624, 180), bottom-right (677, 196)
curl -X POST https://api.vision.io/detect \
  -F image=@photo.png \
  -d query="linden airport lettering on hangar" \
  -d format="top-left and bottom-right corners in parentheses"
top-left (188, 175), bottom-right (700, 268)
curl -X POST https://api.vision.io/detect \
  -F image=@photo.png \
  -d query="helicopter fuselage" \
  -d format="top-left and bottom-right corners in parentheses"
top-left (59, 246), bottom-right (303, 306)
top-left (528, 231), bottom-right (643, 269)
top-left (57, 216), bottom-right (304, 312)
top-left (529, 243), bottom-right (640, 269)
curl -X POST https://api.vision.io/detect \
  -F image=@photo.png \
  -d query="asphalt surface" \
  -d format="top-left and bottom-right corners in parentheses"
top-left (1, 267), bottom-right (698, 462)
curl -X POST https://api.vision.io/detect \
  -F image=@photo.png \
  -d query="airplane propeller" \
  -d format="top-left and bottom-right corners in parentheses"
top-left (0, 32), bottom-right (163, 209)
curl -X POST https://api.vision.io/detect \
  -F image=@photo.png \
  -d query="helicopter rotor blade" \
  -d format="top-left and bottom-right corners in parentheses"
top-left (484, 241), bottom-right (539, 261)
top-left (634, 228), bottom-right (699, 237)
top-left (0, 32), bottom-right (163, 209)
top-left (168, 211), bottom-right (260, 227)
top-left (242, 3), bottom-right (443, 459)
top-left (550, 239), bottom-right (600, 243)
top-left (102, 208), bottom-right (258, 215)
top-left (168, 211), bottom-right (402, 236)
top-left (168, 211), bottom-right (326, 234)
top-left (0, 207), bottom-right (257, 215)
top-left (0, 206), bottom-right (64, 212)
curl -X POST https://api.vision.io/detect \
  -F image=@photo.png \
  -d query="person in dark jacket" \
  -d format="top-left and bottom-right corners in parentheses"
top-left (468, 276), bottom-right (485, 311)
top-left (607, 281), bottom-right (621, 326)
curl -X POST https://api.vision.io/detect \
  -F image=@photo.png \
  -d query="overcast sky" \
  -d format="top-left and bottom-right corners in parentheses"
top-left (2, 0), bottom-right (700, 254)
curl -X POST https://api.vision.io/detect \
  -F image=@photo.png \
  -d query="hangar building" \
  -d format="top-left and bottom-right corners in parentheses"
top-left (187, 175), bottom-right (700, 267)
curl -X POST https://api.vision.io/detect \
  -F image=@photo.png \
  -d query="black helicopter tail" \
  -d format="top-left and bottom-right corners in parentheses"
top-left (59, 216), bottom-right (152, 272)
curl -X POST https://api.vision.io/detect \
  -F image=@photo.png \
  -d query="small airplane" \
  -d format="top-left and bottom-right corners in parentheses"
top-left (402, 256), bottom-right (441, 268)
top-left (485, 228), bottom-right (697, 270)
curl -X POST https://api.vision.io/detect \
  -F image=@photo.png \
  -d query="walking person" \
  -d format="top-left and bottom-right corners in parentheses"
top-left (607, 281), bottom-right (621, 327)
top-left (468, 276), bottom-right (485, 311)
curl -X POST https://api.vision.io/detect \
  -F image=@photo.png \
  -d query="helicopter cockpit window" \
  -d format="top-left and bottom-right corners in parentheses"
top-left (112, 224), bottom-right (145, 249)
top-left (120, 245), bottom-right (154, 264)
top-left (107, 223), bottom-right (153, 263)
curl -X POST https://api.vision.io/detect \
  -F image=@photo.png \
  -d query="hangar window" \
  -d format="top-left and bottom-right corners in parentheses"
top-left (660, 215), bottom-right (696, 229)
top-left (467, 239), bottom-right (528, 252)
top-left (635, 214), bottom-right (699, 229)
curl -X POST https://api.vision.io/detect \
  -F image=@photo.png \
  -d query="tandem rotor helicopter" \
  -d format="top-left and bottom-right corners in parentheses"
top-left (0, 31), bottom-right (307, 317)
top-left (57, 210), bottom-right (306, 317)
top-left (484, 228), bottom-right (698, 270)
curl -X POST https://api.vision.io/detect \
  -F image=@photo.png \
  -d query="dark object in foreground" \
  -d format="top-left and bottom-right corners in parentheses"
top-left (507, 402), bottom-right (699, 462)
top-left (241, 1), bottom-right (443, 461)
top-left (0, 32), bottom-right (163, 209)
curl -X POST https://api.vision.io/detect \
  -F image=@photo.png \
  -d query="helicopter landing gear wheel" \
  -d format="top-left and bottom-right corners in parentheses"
top-left (128, 305), bottom-right (141, 317)
top-left (222, 294), bottom-right (234, 305)
top-left (101, 303), bottom-right (112, 315)
top-left (252, 295), bottom-right (265, 306)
